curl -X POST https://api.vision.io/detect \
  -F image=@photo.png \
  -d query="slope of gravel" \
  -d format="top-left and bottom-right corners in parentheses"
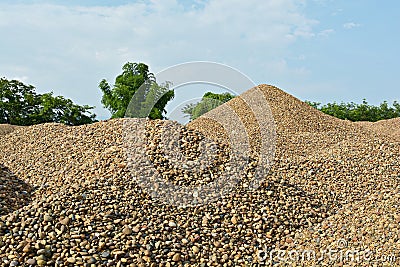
top-left (0, 84), bottom-right (399, 266)
top-left (188, 84), bottom-right (400, 266)
top-left (0, 119), bottom-right (334, 266)
top-left (0, 124), bottom-right (19, 136)
top-left (357, 118), bottom-right (400, 142)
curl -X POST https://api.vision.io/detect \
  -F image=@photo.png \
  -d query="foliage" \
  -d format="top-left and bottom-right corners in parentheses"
top-left (182, 92), bottom-right (236, 121)
top-left (0, 78), bottom-right (96, 126)
top-left (306, 99), bottom-right (400, 122)
top-left (99, 62), bottom-right (174, 119)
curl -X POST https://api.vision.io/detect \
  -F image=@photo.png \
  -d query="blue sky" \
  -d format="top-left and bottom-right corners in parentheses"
top-left (0, 0), bottom-right (399, 120)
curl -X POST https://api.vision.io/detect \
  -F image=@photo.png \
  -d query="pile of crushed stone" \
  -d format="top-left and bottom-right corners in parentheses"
top-left (0, 84), bottom-right (398, 266)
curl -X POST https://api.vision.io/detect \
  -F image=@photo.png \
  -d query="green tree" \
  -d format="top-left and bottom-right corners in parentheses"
top-left (0, 78), bottom-right (96, 126)
top-left (99, 62), bottom-right (174, 119)
top-left (182, 92), bottom-right (236, 121)
top-left (306, 99), bottom-right (400, 122)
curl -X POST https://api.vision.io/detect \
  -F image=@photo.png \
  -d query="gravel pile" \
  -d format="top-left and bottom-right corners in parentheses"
top-left (357, 118), bottom-right (400, 142)
top-left (0, 125), bottom-right (19, 136)
top-left (0, 84), bottom-right (399, 266)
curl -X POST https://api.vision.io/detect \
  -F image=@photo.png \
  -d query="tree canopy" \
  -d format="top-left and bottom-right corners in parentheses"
top-left (0, 78), bottom-right (96, 126)
top-left (182, 92), bottom-right (236, 121)
top-left (99, 62), bottom-right (174, 119)
top-left (306, 99), bottom-right (400, 122)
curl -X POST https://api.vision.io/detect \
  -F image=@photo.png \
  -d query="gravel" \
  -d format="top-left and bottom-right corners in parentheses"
top-left (0, 84), bottom-right (399, 266)
top-left (0, 124), bottom-right (19, 136)
top-left (357, 118), bottom-right (400, 142)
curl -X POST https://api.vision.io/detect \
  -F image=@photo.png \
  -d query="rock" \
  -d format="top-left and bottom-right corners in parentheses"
top-left (192, 246), bottom-right (200, 254)
top-left (26, 259), bottom-right (36, 265)
top-left (23, 244), bottom-right (31, 253)
top-left (67, 257), bottom-right (76, 264)
top-left (60, 217), bottom-right (70, 225)
top-left (172, 253), bottom-right (181, 262)
top-left (36, 260), bottom-right (46, 266)
top-left (43, 214), bottom-right (53, 222)
top-left (231, 216), bottom-right (238, 224)
top-left (122, 225), bottom-right (132, 235)
top-left (101, 251), bottom-right (110, 258)
top-left (87, 257), bottom-right (96, 264)
top-left (144, 250), bottom-right (151, 256)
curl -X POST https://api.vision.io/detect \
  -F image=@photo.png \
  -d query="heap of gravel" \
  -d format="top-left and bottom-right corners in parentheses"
top-left (357, 118), bottom-right (400, 142)
top-left (0, 84), bottom-right (399, 266)
top-left (0, 125), bottom-right (19, 136)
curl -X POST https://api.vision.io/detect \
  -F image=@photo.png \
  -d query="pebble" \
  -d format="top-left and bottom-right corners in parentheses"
top-left (172, 253), bottom-right (181, 262)
top-left (192, 246), bottom-right (200, 254)
top-left (26, 259), bottom-right (36, 265)
top-left (66, 257), bottom-right (76, 264)
top-left (43, 214), bottom-right (53, 222)
top-left (101, 251), bottom-right (110, 258)
top-left (122, 225), bottom-right (132, 235)
top-left (60, 217), bottom-right (70, 225)
top-left (36, 260), bottom-right (46, 266)
top-left (87, 257), bottom-right (96, 264)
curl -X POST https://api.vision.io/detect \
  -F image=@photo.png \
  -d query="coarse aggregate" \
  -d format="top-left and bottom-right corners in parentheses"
top-left (0, 84), bottom-right (398, 266)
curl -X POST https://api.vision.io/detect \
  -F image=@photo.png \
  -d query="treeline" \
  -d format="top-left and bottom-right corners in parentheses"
top-left (0, 62), bottom-right (174, 126)
top-left (306, 100), bottom-right (400, 122)
top-left (0, 78), bottom-right (96, 126)
top-left (182, 92), bottom-right (235, 121)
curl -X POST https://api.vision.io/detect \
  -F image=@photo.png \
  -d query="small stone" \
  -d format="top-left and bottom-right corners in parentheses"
top-left (87, 257), bottom-right (96, 264)
top-left (231, 216), bottom-right (238, 224)
top-left (36, 249), bottom-right (46, 255)
top-left (60, 217), bottom-right (70, 225)
top-left (67, 257), bottom-right (76, 264)
top-left (23, 244), bottom-right (31, 253)
top-left (172, 253), bottom-right (181, 262)
top-left (36, 255), bottom-right (46, 261)
top-left (43, 214), bottom-right (53, 222)
top-left (192, 246), bottom-right (200, 253)
top-left (36, 260), bottom-right (46, 266)
top-left (118, 163), bottom-right (126, 168)
top-left (144, 250), bottom-right (151, 256)
top-left (10, 261), bottom-right (19, 266)
top-left (101, 251), bottom-right (110, 258)
top-left (122, 225), bottom-right (132, 235)
top-left (26, 259), bottom-right (36, 265)
top-left (168, 221), bottom-right (177, 227)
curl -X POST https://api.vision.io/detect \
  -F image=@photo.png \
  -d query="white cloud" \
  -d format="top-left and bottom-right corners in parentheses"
top-left (331, 8), bottom-right (343, 16)
top-left (343, 22), bottom-right (361, 29)
top-left (297, 54), bottom-right (306, 60)
top-left (10, 76), bottom-right (29, 83)
top-left (318, 28), bottom-right (335, 38)
top-left (0, 0), bottom-right (319, 119)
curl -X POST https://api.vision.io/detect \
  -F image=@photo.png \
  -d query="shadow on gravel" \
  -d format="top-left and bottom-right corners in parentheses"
top-left (0, 164), bottom-right (33, 216)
